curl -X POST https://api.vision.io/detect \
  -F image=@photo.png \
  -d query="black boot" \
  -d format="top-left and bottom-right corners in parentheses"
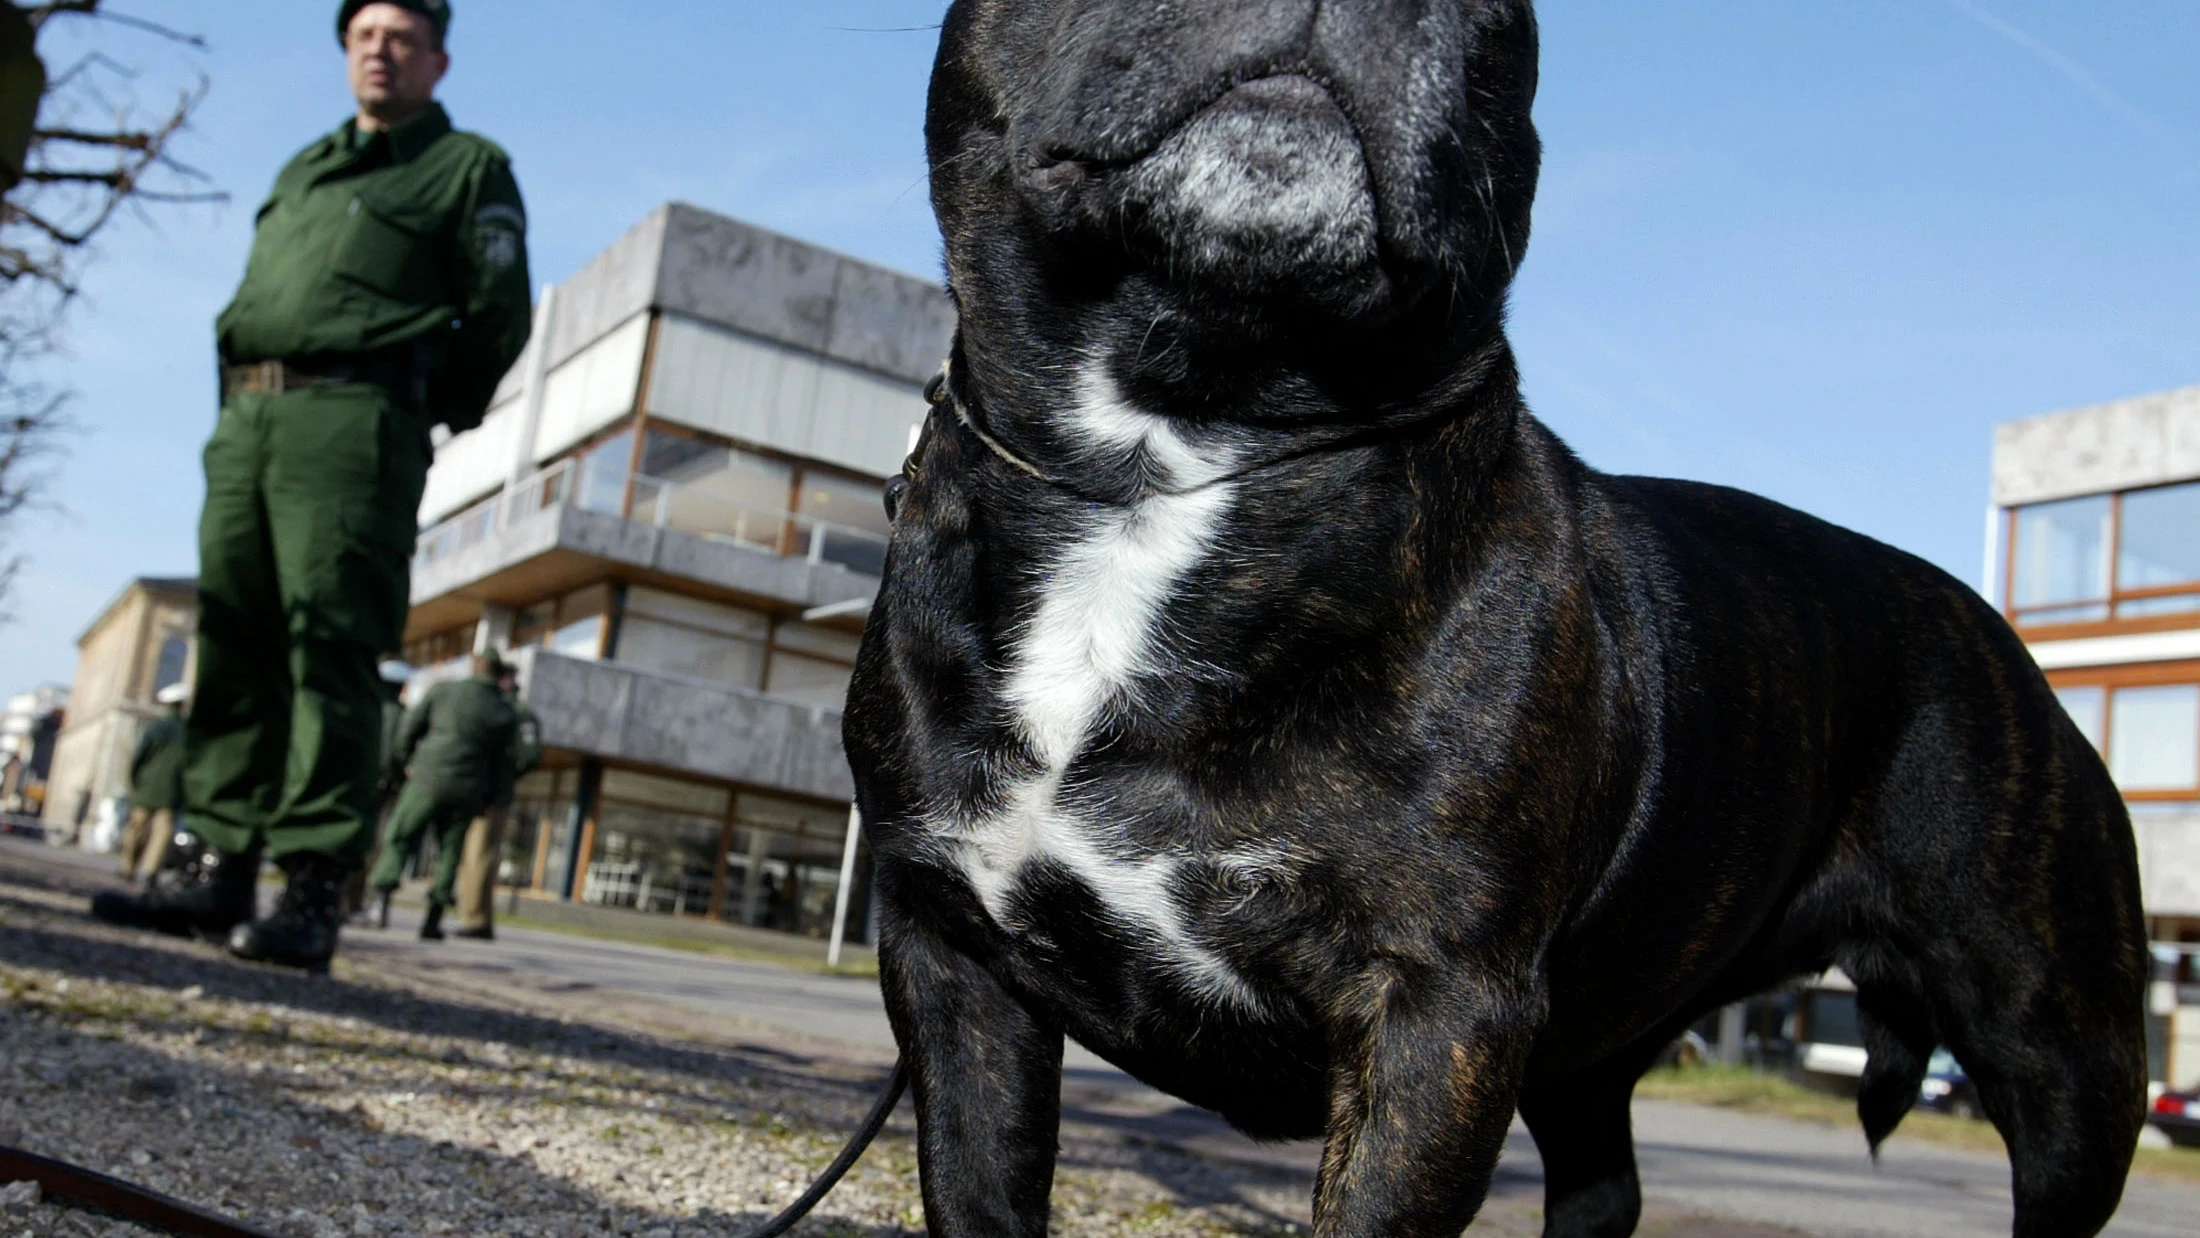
top-left (227, 854), bottom-right (348, 973)
top-left (418, 902), bottom-right (445, 941)
top-left (90, 843), bottom-right (258, 940)
top-left (374, 888), bottom-right (393, 930)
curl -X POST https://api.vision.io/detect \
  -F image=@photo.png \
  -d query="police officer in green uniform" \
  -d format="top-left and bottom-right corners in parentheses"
top-left (92, 0), bottom-right (530, 972)
top-left (452, 664), bottom-right (541, 939)
top-left (117, 685), bottom-right (189, 883)
top-left (343, 657), bottom-right (415, 918)
top-left (370, 652), bottom-right (518, 940)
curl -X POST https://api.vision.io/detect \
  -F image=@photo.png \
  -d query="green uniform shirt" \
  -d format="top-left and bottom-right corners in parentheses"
top-left (128, 713), bottom-right (186, 812)
top-left (498, 697), bottom-right (543, 808)
top-left (393, 674), bottom-right (518, 807)
top-left (216, 102), bottom-right (531, 432)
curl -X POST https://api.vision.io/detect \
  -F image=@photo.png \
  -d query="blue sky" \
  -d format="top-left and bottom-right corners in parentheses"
top-left (5, 0), bottom-right (2196, 696)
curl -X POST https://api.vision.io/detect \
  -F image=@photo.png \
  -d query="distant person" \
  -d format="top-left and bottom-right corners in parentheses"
top-left (452, 660), bottom-right (541, 940)
top-left (345, 658), bottom-right (414, 920)
top-left (370, 652), bottom-right (518, 939)
top-left (91, 0), bottom-right (531, 972)
top-left (116, 684), bottom-right (189, 883)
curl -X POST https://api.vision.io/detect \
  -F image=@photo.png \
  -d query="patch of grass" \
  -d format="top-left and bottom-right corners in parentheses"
top-left (493, 909), bottom-right (880, 979)
top-left (1636, 1064), bottom-right (2200, 1184)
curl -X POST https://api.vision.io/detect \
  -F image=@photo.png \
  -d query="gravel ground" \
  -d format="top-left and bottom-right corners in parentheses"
top-left (0, 863), bottom-right (1337, 1238)
top-left (1, 851), bottom-right (1801, 1238)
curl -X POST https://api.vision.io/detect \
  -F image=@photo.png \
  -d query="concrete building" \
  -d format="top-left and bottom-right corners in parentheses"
top-left (1988, 381), bottom-right (2200, 1086)
top-left (40, 577), bottom-right (195, 843)
top-left (404, 202), bottom-right (951, 944)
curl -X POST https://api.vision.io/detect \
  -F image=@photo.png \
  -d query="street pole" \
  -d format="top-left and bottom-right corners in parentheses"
top-left (827, 802), bottom-right (861, 968)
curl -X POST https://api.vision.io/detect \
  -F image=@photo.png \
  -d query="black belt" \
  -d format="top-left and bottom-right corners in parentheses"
top-left (220, 349), bottom-right (424, 405)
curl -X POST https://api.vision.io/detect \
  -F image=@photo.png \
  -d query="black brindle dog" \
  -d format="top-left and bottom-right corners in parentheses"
top-left (843, 2), bottom-right (2148, 1235)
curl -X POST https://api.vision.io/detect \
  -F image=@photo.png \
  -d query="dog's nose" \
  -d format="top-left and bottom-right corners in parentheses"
top-left (1019, 140), bottom-right (1089, 197)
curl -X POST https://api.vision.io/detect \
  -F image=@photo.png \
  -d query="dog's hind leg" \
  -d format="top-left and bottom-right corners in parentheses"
top-left (1914, 929), bottom-right (2145, 1238)
top-left (1518, 1050), bottom-right (1656, 1238)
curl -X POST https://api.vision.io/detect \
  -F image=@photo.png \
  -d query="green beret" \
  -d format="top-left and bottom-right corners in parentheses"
top-left (337, 0), bottom-right (451, 46)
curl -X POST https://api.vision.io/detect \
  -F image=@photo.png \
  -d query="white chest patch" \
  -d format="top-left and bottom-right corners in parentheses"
top-left (941, 364), bottom-right (1260, 1011)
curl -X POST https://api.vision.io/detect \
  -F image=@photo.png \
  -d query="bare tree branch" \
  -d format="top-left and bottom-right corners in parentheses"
top-left (0, 0), bottom-right (217, 615)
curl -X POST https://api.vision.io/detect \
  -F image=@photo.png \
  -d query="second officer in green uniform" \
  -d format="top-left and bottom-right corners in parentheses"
top-left (370, 652), bottom-right (518, 939)
top-left (93, 0), bottom-right (530, 971)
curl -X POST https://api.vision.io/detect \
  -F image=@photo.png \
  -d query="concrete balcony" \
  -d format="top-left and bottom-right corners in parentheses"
top-left (511, 646), bottom-right (852, 802)
top-left (407, 460), bottom-right (879, 641)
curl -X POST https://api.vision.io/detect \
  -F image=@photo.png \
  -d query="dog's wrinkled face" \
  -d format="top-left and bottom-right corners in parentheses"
top-left (929, 0), bottom-right (1540, 407)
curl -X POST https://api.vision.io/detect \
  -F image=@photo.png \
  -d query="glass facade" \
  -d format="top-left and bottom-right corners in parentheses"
top-left (2107, 685), bottom-right (2200, 793)
top-left (2010, 495), bottom-right (2111, 624)
top-left (2055, 677), bottom-right (2200, 801)
top-left (617, 587), bottom-right (770, 688)
top-left (574, 429), bottom-right (636, 516)
top-left (2116, 483), bottom-right (2200, 618)
top-left (2007, 480), bottom-right (2200, 627)
top-left (765, 621), bottom-right (858, 708)
top-left (496, 761), bottom-right (868, 942)
top-left (629, 428), bottom-right (887, 576)
top-left (634, 431), bottom-right (795, 553)
top-left (583, 768), bottom-right (728, 915)
top-left (795, 468), bottom-right (891, 577)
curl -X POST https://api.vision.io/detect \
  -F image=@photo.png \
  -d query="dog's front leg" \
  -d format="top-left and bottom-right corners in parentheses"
top-left (880, 905), bottom-right (1064, 1237)
top-left (1315, 970), bottom-right (1542, 1237)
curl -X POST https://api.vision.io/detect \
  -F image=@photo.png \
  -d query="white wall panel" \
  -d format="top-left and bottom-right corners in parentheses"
top-left (419, 397), bottom-right (519, 524)
top-left (647, 313), bottom-right (920, 480)
top-left (531, 311), bottom-right (650, 463)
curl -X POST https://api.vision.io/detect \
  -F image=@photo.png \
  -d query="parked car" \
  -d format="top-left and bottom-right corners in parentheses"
top-left (2151, 1088), bottom-right (2200, 1149)
top-left (1916, 1048), bottom-right (1982, 1120)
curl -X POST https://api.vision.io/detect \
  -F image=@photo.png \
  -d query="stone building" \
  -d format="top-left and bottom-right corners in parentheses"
top-left (1988, 381), bottom-right (2200, 1085)
top-left (40, 577), bottom-right (196, 842)
top-left (403, 202), bottom-right (951, 944)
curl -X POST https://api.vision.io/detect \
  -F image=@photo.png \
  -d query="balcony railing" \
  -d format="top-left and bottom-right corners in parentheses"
top-left (414, 459), bottom-right (888, 578)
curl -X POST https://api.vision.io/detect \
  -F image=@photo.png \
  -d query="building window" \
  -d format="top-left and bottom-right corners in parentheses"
top-left (549, 585), bottom-right (610, 658)
top-left (616, 586), bottom-right (769, 688)
top-left (2007, 480), bottom-right (2200, 628)
top-left (2107, 684), bottom-right (2199, 793)
top-left (2054, 675), bottom-right (2200, 800)
top-left (2055, 685), bottom-right (2105, 752)
top-left (583, 768), bottom-right (729, 916)
top-left (509, 585), bottom-right (610, 660)
top-left (574, 427), bottom-right (636, 516)
top-left (633, 430), bottom-right (795, 553)
top-left (627, 426), bottom-right (888, 576)
top-left (766, 620), bottom-right (859, 708)
top-left (150, 631), bottom-right (188, 697)
top-left (2010, 495), bottom-right (2110, 624)
top-left (794, 468), bottom-right (890, 577)
top-left (2116, 483), bottom-right (2200, 618)
top-left (402, 626), bottom-right (475, 682)
top-left (725, 791), bottom-right (864, 937)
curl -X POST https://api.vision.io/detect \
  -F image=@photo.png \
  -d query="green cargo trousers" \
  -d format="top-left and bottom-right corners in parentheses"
top-left (368, 778), bottom-right (484, 907)
top-left (183, 385), bottom-right (430, 867)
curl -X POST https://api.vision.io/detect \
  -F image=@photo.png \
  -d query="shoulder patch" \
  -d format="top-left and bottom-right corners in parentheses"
top-left (475, 203), bottom-right (527, 232)
top-left (478, 227), bottom-right (524, 273)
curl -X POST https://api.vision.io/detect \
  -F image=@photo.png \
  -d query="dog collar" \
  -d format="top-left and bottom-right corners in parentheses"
top-left (901, 351), bottom-right (1506, 511)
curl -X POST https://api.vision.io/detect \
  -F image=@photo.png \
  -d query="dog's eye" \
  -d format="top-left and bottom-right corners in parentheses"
top-left (884, 475), bottom-right (908, 521)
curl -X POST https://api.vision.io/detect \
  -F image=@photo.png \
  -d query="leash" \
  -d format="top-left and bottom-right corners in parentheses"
top-left (0, 1144), bottom-right (283, 1238)
top-left (0, 1060), bottom-right (908, 1238)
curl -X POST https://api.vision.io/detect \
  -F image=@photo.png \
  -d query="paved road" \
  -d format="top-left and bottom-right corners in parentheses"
top-left (12, 837), bottom-right (2196, 1235)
